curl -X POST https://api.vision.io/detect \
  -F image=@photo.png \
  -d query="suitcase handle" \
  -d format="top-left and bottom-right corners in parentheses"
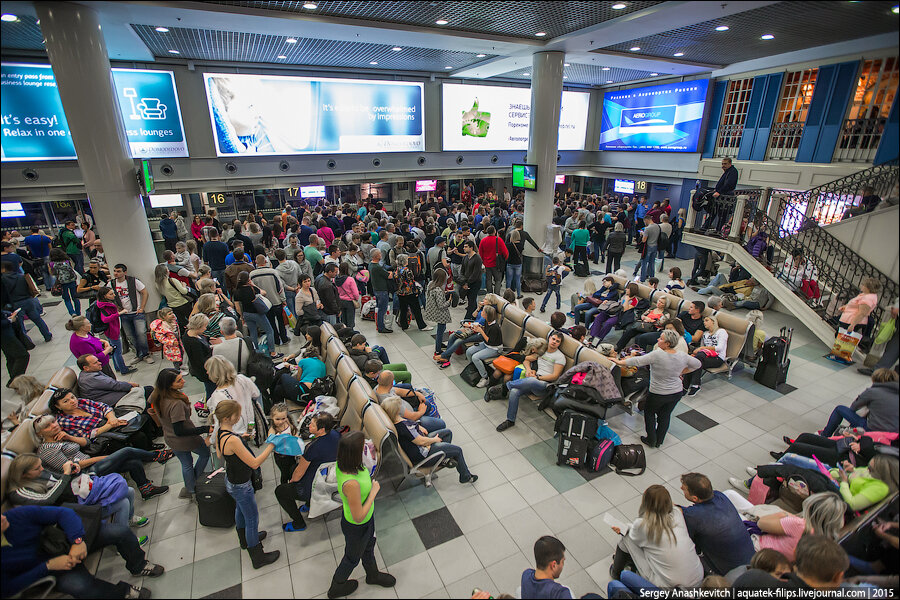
top-left (207, 467), bottom-right (225, 479)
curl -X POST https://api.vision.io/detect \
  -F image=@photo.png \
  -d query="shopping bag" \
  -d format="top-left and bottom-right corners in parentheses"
top-left (830, 328), bottom-right (862, 363)
top-left (283, 304), bottom-right (297, 330)
top-left (416, 388), bottom-right (441, 419)
top-left (307, 462), bottom-right (342, 519)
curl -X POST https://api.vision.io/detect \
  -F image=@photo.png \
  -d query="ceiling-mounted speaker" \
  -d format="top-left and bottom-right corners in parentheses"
top-left (224, 162), bottom-right (237, 174)
top-left (327, 159), bottom-right (336, 170)
top-left (417, 156), bottom-right (426, 166)
top-left (22, 168), bottom-right (38, 181)
top-left (372, 158), bottom-right (382, 167)
top-left (160, 164), bottom-right (174, 176)
top-left (456, 155), bottom-right (464, 165)
top-left (278, 160), bottom-right (290, 172)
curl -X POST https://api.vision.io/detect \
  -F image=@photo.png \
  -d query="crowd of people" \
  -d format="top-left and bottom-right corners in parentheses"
top-left (1, 184), bottom-right (897, 599)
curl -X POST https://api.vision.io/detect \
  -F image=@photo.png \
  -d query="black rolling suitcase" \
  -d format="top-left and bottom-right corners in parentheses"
top-left (574, 261), bottom-right (590, 278)
top-left (754, 327), bottom-right (792, 389)
top-left (556, 410), bottom-right (598, 467)
top-left (197, 470), bottom-right (236, 528)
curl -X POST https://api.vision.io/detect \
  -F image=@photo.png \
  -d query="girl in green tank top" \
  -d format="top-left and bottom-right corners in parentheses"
top-left (336, 465), bottom-right (374, 525)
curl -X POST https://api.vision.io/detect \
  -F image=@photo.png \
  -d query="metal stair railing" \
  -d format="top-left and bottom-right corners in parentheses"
top-left (771, 160), bottom-right (899, 227)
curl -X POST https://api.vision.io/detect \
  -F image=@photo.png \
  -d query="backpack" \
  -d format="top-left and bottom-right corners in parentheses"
top-left (588, 439), bottom-right (616, 472)
top-left (304, 376), bottom-right (336, 402)
top-left (657, 229), bottom-right (670, 253)
top-left (245, 353), bottom-right (277, 407)
top-left (85, 302), bottom-right (109, 335)
top-left (610, 444), bottom-right (646, 476)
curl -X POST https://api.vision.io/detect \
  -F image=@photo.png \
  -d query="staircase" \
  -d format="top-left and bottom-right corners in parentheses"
top-left (684, 164), bottom-right (899, 348)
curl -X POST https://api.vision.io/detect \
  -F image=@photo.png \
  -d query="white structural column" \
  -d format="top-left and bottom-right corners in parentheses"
top-left (523, 51), bottom-right (565, 274)
top-left (36, 2), bottom-right (159, 305)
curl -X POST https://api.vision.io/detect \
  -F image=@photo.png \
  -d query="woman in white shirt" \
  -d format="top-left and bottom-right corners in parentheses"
top-left (683, 315), bottom-right (728, 396)
top-left (609, 485), bottom-right (704, 588)
top-left (205, 355), bottom-right (262, 443)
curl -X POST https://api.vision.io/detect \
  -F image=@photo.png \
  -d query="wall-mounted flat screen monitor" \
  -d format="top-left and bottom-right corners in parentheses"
top-left (599, 79), bottom-right (709, 152)
top-left (1, 202), bottom-right (26, 218)
top-left (555, 174), bottom-right (566, 184)
top-left (300, 185), bottom-right (326, 198)
top-left (148, 194), bottom-right (183, 209)
top-left (614, 179), bottom-right (635, 194)
top-left (415, 180), bottom-right (437, 192)
top-left (512, 164), bottom-right (538, 190)
top-left (204, 72), bottom-right (424, 156)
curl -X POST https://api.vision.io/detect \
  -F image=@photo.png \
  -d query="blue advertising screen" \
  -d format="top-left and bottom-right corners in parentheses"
top-left (204, 73), bottom-right (424, 156)
top-left (599, 80), bottom-right (709, 152)
top-left (1, 63), bottom-right (188, 161)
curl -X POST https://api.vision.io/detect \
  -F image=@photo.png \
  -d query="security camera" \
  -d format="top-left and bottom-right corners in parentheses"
top-left (22, 168), bottom-right (38, 181)
top-left (490, 155), bottom-right (499, 164)
top-left (456, 155), bottom-right (464, 165)
top-left (224, 162), bottom-right (237, 174)
top-left (278, 161), bottom-right (290, 172)
top-left (327, 159), bottom-right (337, 170)
top-left (417, 156), bottom-right (426, 166)
top-left (372, 158), bottom-right (382, 167)
top-left (160, 164), bottom-right (174, 176)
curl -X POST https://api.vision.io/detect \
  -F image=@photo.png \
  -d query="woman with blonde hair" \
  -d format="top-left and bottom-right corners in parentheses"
top-left (609, 484), bottom-right (703, 587)
top-left (683, 314), bottom-right (728, 397)
top-left (66, 315), bottom-right (115, 378)
top-left (206, 355), bottom-right (262, 442)
top-left (191, 293), bottom-right (226, 339)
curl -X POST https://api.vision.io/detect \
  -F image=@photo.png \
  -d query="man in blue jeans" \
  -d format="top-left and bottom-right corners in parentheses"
top-left (111, 264), bottom-right (153, 364)
top-left (639, 216), bottom-right (659, 282)
top-left (2, 505), bottom-right (164, 599)
top-left (369, 250), bottom-right (394, 333)
top-left (1, 263), bottom-right (53, 343)
top-left (23, 227), bottom-right (55, 291)
top-left (495, 331), bottom-right (567, 432)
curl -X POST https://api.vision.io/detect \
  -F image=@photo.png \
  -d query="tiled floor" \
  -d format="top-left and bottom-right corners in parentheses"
top-left (2, 247), bottom-right (873, 599)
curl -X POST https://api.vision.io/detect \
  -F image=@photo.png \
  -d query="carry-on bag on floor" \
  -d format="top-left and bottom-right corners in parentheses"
top-left (556, 410), bottom-right (598, 467)
top-left (197, 469), bottom-right (236, 528)
top-left (611, 444), bottom-right (646, 476)
top-left (828, 327), bottom-right (862, 364)
top-left (460, 362), bottom-right (482, 387)
top-left (754, 326), bottom-right (792, 389)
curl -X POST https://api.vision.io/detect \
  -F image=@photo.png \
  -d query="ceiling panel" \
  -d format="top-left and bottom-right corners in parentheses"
top-left (0, 15), bottom-right (44, 52)
top-left (131, 24), bottom-right (494, 71)
top-left (208, 1), bottom-right (664, 40)
top-left (494, 62), bottom-right (662, 87)
top-left (599, 1), bottom-right (900, 65)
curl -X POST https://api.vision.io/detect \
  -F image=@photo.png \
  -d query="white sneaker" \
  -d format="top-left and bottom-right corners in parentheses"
top-left (419, 326), bottom-right (434, 332)
top-left (143, 355), bottom-right (155, 364)
top-left (129, 515), bottom-right (150, 528)
top-left (746, 467), bottom-right (757, 477)
top-left (476, 378), bottom-right (489, 388)
top-left (729, 477), bottom-right (750, 494)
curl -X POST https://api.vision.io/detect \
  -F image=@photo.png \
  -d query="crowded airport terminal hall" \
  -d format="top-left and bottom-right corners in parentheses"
top-left (1, 1), bottom-right (899, 598)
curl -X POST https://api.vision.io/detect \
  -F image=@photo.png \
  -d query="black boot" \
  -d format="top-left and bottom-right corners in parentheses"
top-left (247, 543), bottom-right (280, 569)
top-left (364, 564), bottom-right (396, 588)
top-left (327, 579), bottom-right (358, 599)
top-left (609, 546), bottom-right (632, 580)
top-left (236, 528), bottom-right (268, 550)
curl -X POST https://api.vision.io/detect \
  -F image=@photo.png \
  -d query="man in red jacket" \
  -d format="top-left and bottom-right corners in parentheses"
top-left (478, 226), bottom-right (509, 296)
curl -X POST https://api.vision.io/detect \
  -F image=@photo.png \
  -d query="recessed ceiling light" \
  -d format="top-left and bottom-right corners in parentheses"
top-left (155, 26), bottom-right (169, 32)
top-left (673, 52), bottom-right (684, 57)
top-left (444, 65), bottom-right (452, 69)
top-left (302, 2), bottom-right (317, 8)
top-left (277, 55), bottom-right (287, 59)
top-left (761, 34), bottom-right (775, 40)
top-left (602, 67), bottom-right (610, 71)
top-left (650, 72), bottom-right (659, 76)
top-left (285, 37), bottom-right (297, 43)
top-left (369, 61), bottom-right (378, 65)
top-left (535, 32), bottom-right (547, 37)
top-left (612, 3), bottom-right (627, 9)
top-left (564, 63), bottom-right (570, 66)
top-left (435, 19), bottom-right (448, 25)
top-left (630, 46), bottom-right (640, 51)
top-left (606, 80), bottom-right (613, 84)
top-left (392, 46), bottom-right (402, 51)
top-left (1, 14), bottom-right (19, 22)
top-left (476, 53), bottom-right (486, 57)
top-left (168, 49), bottom-right (180, 54)
top-left (715, 25), bottom-right (729, 31)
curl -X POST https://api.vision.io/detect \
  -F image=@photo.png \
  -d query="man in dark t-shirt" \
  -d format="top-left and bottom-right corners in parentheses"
top-left (678, 299), bottom-right (706, 344)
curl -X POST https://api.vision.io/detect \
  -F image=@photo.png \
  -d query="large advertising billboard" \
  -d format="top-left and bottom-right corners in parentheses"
top-left (599, 80), bottom-right (709, 152)
top-left (204, 73), bottom-right (424, 156)
top-left (1, 63), bottom-right (188, 161)
top-left (442, 83), bottom-right (589, 151)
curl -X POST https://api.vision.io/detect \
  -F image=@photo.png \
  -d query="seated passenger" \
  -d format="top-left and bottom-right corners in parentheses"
top-left (381, 396), bottom-right (478, 484)
top-left (275, 412), bottom-right (340, 533)
top-left (1, 504), bottom-right (163, 599)
top-left (435, 301), bottom-right (488, 368)
top-left (495, 330), bottom-right (566, 432)
top-left (521, 535), bottom-right (574, 599)
top-left (664, 267), bottom-right (685, 295)
top-left (827, 454), bottom-right (897, 512)
top-left (820, 368), bottom-right (898, 436)
top-left (374, 371), bottom-right (445, 433)
top-left (571, 276), bottom-right (620, 327)
top-left (35, 415), bottom-right (169, 500)
top-left (7, 454), bottom-right (149, 534)
top-left (362, 358), bottom-right (412, 388)
top-left (614, 296), bottom-right (668, 352)
top-left (677, 300), bottom-right (706, 345)
top-left (734, 535), bottom-right (849, 591)
top-left (347, 333), bottom-right (391, 370)
top-left (76, 354), bottom-right (153, 408)
top-left (609, 485), bottom-right (704, 588)
top-left (588, 282), bottom-right (640, 344)
top-left (678, 472), bottom-right (754, 575)
top-left (464, 305), bottom-right (503, 388)
top-left (683, 315), bottom-right (728, 397)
